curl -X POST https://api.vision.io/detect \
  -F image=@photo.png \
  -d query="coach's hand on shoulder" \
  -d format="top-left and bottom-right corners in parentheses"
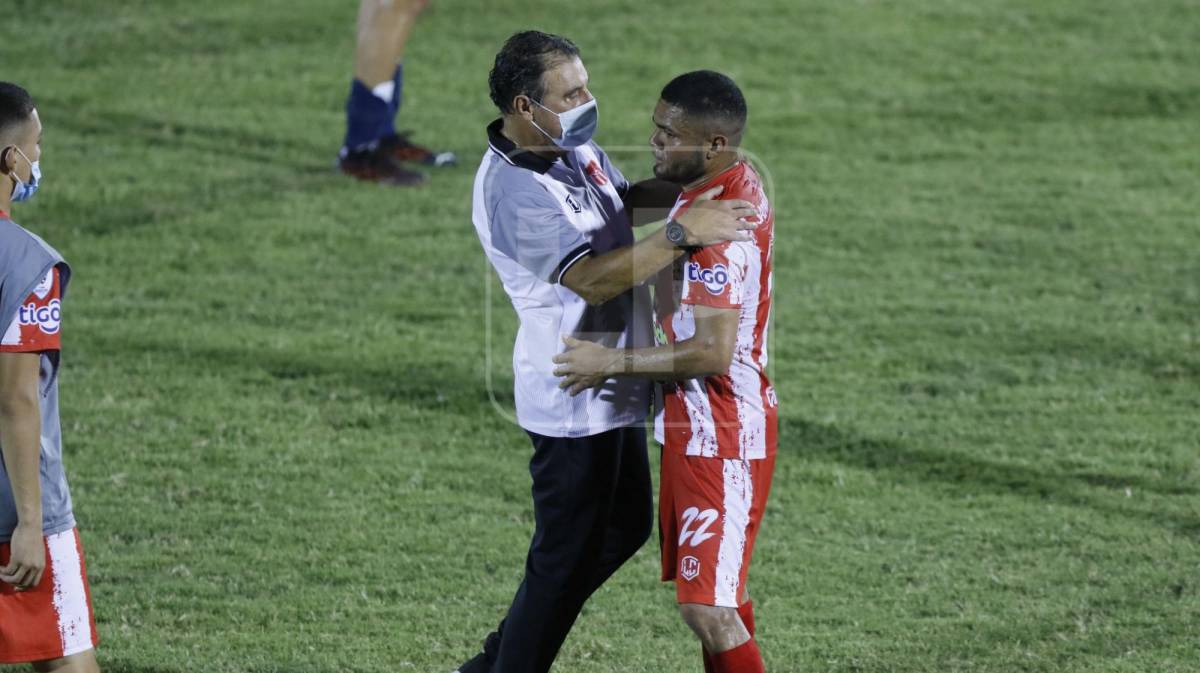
top-left (0, 520), bottom-right (46, 591)
top-left (676, 185), bottom-right (759, 247)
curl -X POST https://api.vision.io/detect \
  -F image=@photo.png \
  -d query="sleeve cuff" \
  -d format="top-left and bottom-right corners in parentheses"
top-left (553, 243), bottom-right (593, 284)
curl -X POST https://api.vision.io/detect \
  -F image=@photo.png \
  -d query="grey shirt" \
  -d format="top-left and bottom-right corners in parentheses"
top-left (0, 216), bottom-right (75, 541)
top-left (471, 120), bottom-right (654, 437)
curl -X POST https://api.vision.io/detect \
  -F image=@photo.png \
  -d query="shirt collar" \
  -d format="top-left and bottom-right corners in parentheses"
top-left (487, 118), bottom-right (557, 174)
top-left (681, 159), bottom-right (746, 198)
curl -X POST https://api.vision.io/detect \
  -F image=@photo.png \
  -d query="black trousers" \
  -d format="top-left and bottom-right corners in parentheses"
top-left (478, 423), bottom-right (653, 673)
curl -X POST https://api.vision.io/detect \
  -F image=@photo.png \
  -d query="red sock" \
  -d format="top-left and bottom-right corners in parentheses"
top-left (710, 639), bottom-right (764, 673)
top-left (705, 601), bottom-right (756, 671)
top-left (737, 600), bottom-right (756, 637)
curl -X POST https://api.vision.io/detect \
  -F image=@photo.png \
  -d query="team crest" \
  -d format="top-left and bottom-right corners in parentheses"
top-left (585, 160), bottom-right (609, 186)
top-left (565, 193), bottom-right (583, 214)
top-left (680, 555), bottom-right (701, 581)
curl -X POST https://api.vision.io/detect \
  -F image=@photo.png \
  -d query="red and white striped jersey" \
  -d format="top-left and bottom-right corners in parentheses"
top-left (654, 161), bottom-right (778, 460)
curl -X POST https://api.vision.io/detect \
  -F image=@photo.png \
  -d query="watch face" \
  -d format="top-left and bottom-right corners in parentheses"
top-left (667, 221), bottom-right (686, 244)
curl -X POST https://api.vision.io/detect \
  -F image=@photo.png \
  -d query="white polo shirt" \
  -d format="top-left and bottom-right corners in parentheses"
top-left (471, 120), bottom-right (653, 438)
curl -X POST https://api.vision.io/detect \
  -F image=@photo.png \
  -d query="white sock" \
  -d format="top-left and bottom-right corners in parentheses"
top-left (371, 80), bottom-right (395, 104)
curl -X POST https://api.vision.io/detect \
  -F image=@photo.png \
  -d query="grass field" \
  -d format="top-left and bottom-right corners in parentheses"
top-left (4, 0), bottom-right (1199, 671)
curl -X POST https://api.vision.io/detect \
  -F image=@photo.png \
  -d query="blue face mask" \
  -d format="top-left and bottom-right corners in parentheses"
top-left (531, 97), bottom-right (598, 149)
top-left (9, 147), bottom-right (39, 203)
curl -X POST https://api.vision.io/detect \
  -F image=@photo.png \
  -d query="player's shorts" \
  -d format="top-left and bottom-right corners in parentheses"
top-left (660, 451), bottom-right (775, 608)
top-left (0, 528), bottom-right (99, 664)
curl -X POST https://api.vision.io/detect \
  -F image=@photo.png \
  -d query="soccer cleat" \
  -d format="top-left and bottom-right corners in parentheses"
top-left (381, 131), bottom-right (457, 167)
top-left (338, 144), bottom-right (427, 186)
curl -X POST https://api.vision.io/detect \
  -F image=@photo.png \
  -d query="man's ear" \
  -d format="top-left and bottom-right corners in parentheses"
top-left (512, 94), bottom-right (536, 120)
top-left (0, 147), bottom-right (12, 176)
top-left (707, 135), bottom-right (728, 159)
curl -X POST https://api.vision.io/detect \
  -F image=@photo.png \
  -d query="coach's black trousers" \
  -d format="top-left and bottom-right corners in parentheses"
top-left (478, 423), bottom-right (653, 673)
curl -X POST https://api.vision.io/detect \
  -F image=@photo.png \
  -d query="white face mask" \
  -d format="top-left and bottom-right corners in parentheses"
top-left (531, 97), bottom-right (598, 149)
top-left (8, 146), bottom-right (40, 203)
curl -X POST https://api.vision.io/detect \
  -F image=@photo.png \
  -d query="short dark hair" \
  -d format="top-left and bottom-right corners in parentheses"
top-left (660, 70), bottom-right (747, 138)
top-left (0, 82), bottom-right (35, 142)
top-left (489, 30), bottom-right (580, 114)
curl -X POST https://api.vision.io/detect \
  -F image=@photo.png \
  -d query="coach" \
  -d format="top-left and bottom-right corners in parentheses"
top-left (458, 31), bottom-right (758, 673)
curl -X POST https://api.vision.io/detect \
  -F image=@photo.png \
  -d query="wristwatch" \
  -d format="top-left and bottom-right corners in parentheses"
top-left (665, 219), bottom-right (688, 247)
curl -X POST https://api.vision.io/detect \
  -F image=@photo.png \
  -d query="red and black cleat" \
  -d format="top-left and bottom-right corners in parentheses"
top-left (338, 144), bottom-right (427, 186)
top-left (380, 131), bottom-right (458, 167)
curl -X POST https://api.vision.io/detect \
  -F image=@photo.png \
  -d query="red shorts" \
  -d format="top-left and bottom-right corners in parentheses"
top-left (659, 451), bottom-right (775, 608)
top-left (0, 528), bottom-right (99, 664)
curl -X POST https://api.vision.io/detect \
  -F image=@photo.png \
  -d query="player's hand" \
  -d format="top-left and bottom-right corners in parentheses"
top-left (552, 336), bottom-right (622, 396)
top-left (0, 521), bottom-right (46, 591)
top-left (676, 185), bottom-right (759, 247)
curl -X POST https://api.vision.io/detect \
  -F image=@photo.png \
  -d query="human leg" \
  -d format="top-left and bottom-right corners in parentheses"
top-left (1, 530), bottom-right (99, 672)
top-left (578, 424), bottom-right (653, 595)
top-left (462, 428), bottom-right (634, 673)
top-left (528, 425), bottom-right (652, 673)
top-left (32, 650), bottom-right (100, 673)
top-left (353, 0), bottom-right (428, 89)
top-left (340, 0), bottom-right (433, 182)
top-left (680, 603), bottom-right (752, 655)
top-left (662, 454), bottom-right (774, 673)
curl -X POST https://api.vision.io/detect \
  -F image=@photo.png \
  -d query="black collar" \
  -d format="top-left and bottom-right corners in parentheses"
top-left (487, 118), bottom-right (557, 174)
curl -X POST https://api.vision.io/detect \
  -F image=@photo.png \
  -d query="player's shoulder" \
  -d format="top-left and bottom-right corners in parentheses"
top-left (722, 162), bottom-right (773, 234)
top-left (715, 161), bottom-right (763, 200)
top-left (0, 218), bottom-right (59, 268)
top-left (0, 216), bottom-right (35, 243)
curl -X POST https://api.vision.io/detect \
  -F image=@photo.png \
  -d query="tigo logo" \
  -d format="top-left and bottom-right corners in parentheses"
top-left (19, 299), bottom-right (62, 335)
top-left (686, 262), bottom-right (730, 295)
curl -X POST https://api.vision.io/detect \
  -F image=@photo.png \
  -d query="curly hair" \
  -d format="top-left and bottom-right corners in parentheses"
top-left (488, 31), bottom-right (580, 114)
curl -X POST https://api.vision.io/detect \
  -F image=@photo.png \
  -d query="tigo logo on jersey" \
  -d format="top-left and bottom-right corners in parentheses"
top-left (19, 299), bottom-right (62, 335)
top-left (680, 556), bottom-right (701, 581)
top-left (686, 262), bottom-right (730, 295)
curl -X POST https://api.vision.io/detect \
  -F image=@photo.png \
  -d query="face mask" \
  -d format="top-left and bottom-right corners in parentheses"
top-left (531, 98), bottom-right (598, 149)
top-left (9, 147), bottom-right (39, 203)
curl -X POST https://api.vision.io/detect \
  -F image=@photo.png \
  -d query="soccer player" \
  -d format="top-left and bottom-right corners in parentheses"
top-left (337, 0), bottom-right (457, 185)
top-left (459, 35), bottom-right (758, 673)
top-left (553, 71), bottom-right (776, 673)
top-left (0, 82), bottom-right (101, 673)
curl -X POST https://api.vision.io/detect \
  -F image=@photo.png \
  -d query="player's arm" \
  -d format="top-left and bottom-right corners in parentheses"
top-left (553, 305), bottom-right (739, 395)
top-left (0, 352), bottom-right (46, 590)
top-left (561, 186), bottom-right (756, 306)
top-left (623, 178), bottom-right (682, 227)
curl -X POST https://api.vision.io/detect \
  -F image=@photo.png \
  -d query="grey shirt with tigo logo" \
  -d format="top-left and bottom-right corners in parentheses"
top-left (0, 216), bottom-right (76, 542)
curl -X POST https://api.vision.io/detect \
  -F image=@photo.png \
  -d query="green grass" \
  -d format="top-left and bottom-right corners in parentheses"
top-left (3, 0), bottom-right (1198, 671)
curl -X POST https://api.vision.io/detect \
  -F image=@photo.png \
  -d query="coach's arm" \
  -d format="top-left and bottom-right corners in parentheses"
top-left (560, 186), bottom-right (755, 306)
top-left (552, 305), bottom-right (739, 395)
top-left (0, 352), bottom-right (47, 591)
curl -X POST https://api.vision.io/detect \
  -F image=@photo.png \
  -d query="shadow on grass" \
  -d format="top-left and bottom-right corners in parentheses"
top-left (784, 417), bottom-right (1200, 537)
top-left (46, 98), bottom-right (330, 168)
top-left (84, 329), bottom-right (510, 419)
